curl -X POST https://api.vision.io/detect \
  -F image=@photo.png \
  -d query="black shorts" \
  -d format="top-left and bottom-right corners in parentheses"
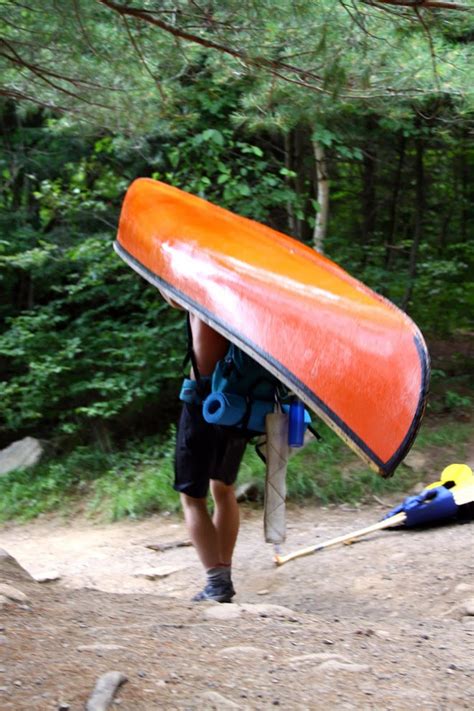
top-left (174, 403), bottom-right (247, 499)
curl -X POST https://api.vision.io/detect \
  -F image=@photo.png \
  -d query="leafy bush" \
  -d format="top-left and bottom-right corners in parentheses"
top-left (0, 235), bottom-right (184, 438)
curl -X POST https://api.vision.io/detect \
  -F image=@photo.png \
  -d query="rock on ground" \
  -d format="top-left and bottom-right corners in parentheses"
top-left (0, 437), bottom-right (43, 476)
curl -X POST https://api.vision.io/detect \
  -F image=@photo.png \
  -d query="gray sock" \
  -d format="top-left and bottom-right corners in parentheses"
top-left (206, 566), bottom-right (232, 586)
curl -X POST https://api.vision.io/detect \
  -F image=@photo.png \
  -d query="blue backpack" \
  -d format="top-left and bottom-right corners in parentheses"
top-left (180, 316), bottom-right (282, 435)
top-left (204, 343), bottom-right (281, 434)
top-left (211, 343), bottom-right (279, 403)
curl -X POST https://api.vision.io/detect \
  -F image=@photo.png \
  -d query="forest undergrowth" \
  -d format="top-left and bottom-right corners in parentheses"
top-left (0, 388), bottom-right (471, 524)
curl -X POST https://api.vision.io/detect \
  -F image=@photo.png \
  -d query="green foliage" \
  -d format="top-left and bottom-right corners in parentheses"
top-left (0, 117), bottom-right (187, 439)
top-left (1, 417), bottom-right (471, 523)
top-left (88, 431), bottom-right (180, 520)
top-left (280, 418), bottom-right (471, 504)
top-left (0, 3), bottom-right (473, 518)
top-left (1, 88), bottom-right (473, 448)
top-left (0, 81), bottom-right (305, 441)
top-left (411, 242), bottom-right (473, 333)
top-left (237, 423), bottom-right (422, 505)
top-left (153, 128), bottom-right (301, 222)
top-left (0, 445), bottom-right (114, 521)
top-left (0, 432), bottom-right (180, 522)
top-left (443, 390), bottom-right (472, 410)
top-left (0, 233), bottom-right (184, 435)
top-left (2, 1), bottom-right (473, 132)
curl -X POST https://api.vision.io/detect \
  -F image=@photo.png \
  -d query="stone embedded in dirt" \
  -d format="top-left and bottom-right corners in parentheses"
top-left (0, 549), bottom-right (35, 584)
top-left (288, 653), bottom-right (350, 666)
top-left (240, 603), bottom-right (298, 618)
top-left (0, 595), bottom-right (10, 608)
top-left (133, 565), bottom-right (187, 580)
top-left (35, 572), bottom-right (61, 584)
top-left (355, 628), bottom-right (375, 637)
top-left (0, 583), bottom-right (28, 603)
top-left (318, 660), bottom-right (371, 673)
top-left (203, 605), bottom-right (242, 621)
top-left (200, 690), bottom-right (240, 708)
top-left (77, 644), bottom-right (125, 653)
top-left (85, 671), bottom-right (127, 711)
top-left (455, 583), bottom-right (474, 594)
top-left (402, 449), bottom-right (427, 473)
top-left (145, 540), bottom-right (191, 552)
top-left (221, 645), bottom-right (269, 659)
top-left (0, 437), bottom-right (43, 476)
top-left (461, 598), bottom-right (474, 616)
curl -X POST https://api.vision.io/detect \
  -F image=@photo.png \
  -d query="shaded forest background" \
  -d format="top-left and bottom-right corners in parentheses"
top-left (0, 1), bottom-right (472, 518)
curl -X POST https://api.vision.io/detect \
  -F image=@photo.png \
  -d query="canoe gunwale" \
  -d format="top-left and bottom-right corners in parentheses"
top-left (114, 240), bottom-right (429, 478)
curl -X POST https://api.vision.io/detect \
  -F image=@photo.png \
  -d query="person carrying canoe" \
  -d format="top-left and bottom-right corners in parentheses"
top-left (162, 293), bottom-right (247, 603)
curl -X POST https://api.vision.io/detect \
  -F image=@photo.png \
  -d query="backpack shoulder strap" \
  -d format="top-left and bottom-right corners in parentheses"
top-left (182, 312), bottom-right (202, 383)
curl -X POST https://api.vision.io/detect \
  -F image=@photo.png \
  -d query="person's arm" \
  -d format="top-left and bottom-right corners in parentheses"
top-left (189, 313), bottom-right (229, 377)
top-left (158, 289), bottom-right (184, 310)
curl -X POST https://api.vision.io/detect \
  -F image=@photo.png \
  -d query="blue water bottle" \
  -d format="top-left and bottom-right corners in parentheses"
top-left (288, 399), bottom-right (305, 447)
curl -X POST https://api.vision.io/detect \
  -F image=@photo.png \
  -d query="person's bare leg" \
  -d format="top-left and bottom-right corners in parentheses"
top-left (180, 493), bottom-right (220, 570)
top-left (210, 479), bottom-right (240, 565)
top-left (181, 490), bottom-right (235, 602)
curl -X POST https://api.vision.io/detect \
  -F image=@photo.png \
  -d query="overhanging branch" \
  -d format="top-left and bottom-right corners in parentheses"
top-left (96, 0), bottom-right (329, 90)
top-left (361, 1), bottom-right (473, 11)
top-left (96, 0), bottom-right (472, 100)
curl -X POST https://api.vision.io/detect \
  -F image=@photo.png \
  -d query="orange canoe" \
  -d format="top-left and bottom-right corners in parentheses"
top-left (114, 178), bottom-right (429, 477)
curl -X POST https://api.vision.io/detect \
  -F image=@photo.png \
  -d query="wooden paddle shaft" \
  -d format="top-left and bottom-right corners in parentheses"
top-left (273, 512), bottom-right (406, 566)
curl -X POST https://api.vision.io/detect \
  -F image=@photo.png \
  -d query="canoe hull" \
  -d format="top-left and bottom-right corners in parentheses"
top-left (115, 178), bottom-right (430, 477)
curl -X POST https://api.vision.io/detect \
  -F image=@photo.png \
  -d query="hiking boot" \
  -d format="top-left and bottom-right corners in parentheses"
top-left (192, 579), bottom-right (235, 603)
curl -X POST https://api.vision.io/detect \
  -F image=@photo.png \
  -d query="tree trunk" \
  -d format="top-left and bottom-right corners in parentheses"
top-left (438, 213), bottom-right (452, 255)
top-left (284, 131), bottom-right (297, 237)
top-left (459, 129), bottom-right (469, 243)
top-left (312, 139), bottom-right (329, 253)
top-left (402, 135), bottom-right (425, 312)
top-left (385, 134), bottom-right (406, 270)
top-left (293, 128), bottom-right (306, 241)
top-left (93, 421), bottom-right (113, 453)
top-left (360, 123), bottom-right (377, 249)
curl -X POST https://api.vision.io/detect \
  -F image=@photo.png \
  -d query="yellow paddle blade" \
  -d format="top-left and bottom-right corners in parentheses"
top-left (426, 463), bottom-right (473, 491)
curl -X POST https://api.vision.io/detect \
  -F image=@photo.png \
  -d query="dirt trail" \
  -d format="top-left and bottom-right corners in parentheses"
top-left (1, 503), bottom-right (473, 710)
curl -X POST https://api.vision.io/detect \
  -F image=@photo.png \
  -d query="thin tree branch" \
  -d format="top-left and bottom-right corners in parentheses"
top-left (72, 0), bottom-right (103, 59)
top-left (96, 0), bottom-right (328, 89)
top-left (121, 15), bottom-right (168, 102)
top-left (0, 45), bottom-right (114, 109)
top-left (361, 1), bottom-right (473, 11)
top-left (97, 1), bottom-right (468, 101)
top-left (5, 1), bottom-right (44, 14)
top-left (0, 85), bottom-right (85, 115)
top-left (415, 6), bottom-right (442, 93)
top-left (0, 39), bottom-right (118, 92)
